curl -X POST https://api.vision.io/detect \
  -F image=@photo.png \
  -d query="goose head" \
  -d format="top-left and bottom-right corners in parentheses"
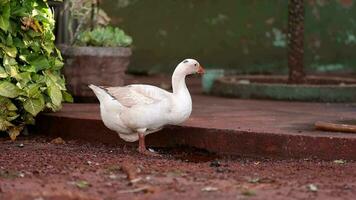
top-left (175, 59), bottom-right (205, 76)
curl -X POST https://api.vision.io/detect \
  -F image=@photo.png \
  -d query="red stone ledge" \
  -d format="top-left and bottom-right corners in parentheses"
top-left (35, 95), bottom-right (356, 160)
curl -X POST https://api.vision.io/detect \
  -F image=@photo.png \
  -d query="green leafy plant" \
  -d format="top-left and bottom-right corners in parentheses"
top-left (0, 0), bottom-right (72, 140)
top-left (65, 0), bottom-right (133, 47)
top-left (75, 26), bottom-right (132, 47)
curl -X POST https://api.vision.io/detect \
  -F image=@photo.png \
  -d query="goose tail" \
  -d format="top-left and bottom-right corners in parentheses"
top-left (89, 84), bottom-right (109, 102)
top-left (89, 84), bottom-right (124, 110)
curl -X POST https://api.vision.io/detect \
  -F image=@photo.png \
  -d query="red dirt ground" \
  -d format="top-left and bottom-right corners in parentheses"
top-left (1, 136), bottom-right (356, 200)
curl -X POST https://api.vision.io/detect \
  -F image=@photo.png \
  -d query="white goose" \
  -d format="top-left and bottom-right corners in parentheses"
top-left (89, 59), bottom-right (204, 155)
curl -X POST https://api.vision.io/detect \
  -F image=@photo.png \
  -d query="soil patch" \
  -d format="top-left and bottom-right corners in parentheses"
top-left (1, 136), bottom-right (356, 200)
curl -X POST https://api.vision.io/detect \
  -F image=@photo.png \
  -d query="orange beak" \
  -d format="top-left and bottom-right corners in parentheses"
top-left (197, 65), bottom-right (205, 74)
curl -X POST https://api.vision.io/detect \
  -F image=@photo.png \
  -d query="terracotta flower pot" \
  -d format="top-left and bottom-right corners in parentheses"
top-left (60, 45), bottom-right (132, 102)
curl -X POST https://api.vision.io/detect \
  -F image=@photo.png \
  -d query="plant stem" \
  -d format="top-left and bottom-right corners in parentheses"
top-left (90, 0), bottom-right (95, 30)
top-left (288, 0), bottom-right (305, 84)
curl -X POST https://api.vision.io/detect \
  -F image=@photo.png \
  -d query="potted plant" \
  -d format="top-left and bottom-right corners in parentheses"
top-left (209, 0), bottom-right (356, 102)
top-left (58, 0), bottom-right (133, 102)
top-left (0, 0), bottom-right (72, 140)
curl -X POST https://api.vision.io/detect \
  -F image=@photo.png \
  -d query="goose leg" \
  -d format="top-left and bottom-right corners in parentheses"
top-left (137, 132), bottom-right (159, 156)
top-left (138, 132), bottom-right (146, 153)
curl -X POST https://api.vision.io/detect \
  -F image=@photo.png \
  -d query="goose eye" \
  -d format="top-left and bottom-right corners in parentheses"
top-left (194, 63), bottom-right (197, 66)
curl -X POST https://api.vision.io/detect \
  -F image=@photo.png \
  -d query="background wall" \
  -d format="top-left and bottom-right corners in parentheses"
top-left (101, 0), bottom-right (356, 74)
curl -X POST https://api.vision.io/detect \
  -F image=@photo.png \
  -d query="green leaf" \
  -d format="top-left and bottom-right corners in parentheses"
top-left (24, 84), bottom-right (41, 98)
top-left (7, 112), bottom-right (19, 121)
top-left (50, 58), bottom-right (64, 70)
top-left (62, 91), bottom-right (73, 103)
top-left (20, 65), bottom-right (37, 73)
top-left (23, 113), bottom-right (35, 125)
top-left (5, 47), bottom-right (17, 57)
top-left (10, 6), bottom-right (27, 17)
top-left (15, 72), bottom-right (32, 84)
top-left (0, 97), bottom-right (17, 111)
top-left (0, 66), bottom-right (8, 78)
top-left (3, 54), bottom-right (17, 66)
top-left (27, 29), bottom-right (42, 38)
top-left (44, 70), bottom-right (66, 90)
top-left (4, 65), bottom-right (18, 77)
top-left (48, 84), bottom-right (62, 107)
top-left (241, 189), bottom-right (256, 197)
top-left (0, 44), bottom-right (17, 57)
top-left (5, 34), bottom-right (12, 46)
top-left (75, 180), bottom-right (90, 189)
top-left (28, 55), bottom-right (50, 72)
top-left (7, 103), bottom-right (16, 111)
top-left (32, 74), bottom-right (46, 83)
top-left (13, 38), bottom-right (25, 49)
top-left (0, 118), bottom-right (13, 131)
top-left (0, 0), bottom-right (10, 5)
top-left (0, 3), bottom-right (10, 32)
top-left (24, 97), bottom-right (45, 116)
top-left (0, 97), bottom-right (17, 119)
top-left (7, 103), bottom-right (17, 112)
top-left (42, 41), bottom-right (54, 55)
top-left (0, 81), bottom-right (21, 98)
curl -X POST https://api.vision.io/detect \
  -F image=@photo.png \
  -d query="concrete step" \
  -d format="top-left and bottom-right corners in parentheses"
top-left (35, 95), bottom-right (356, 160)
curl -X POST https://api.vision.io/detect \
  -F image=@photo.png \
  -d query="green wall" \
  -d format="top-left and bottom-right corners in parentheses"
top-left (102, 0), bottom-right (356, 74)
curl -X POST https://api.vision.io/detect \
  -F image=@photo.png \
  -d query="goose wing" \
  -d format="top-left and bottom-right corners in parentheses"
top-left (104, 84), bottom-right (171, 108)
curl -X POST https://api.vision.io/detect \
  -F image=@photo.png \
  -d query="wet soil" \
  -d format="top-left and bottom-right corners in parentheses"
top-left (1, 136), bottom-right (356, 200)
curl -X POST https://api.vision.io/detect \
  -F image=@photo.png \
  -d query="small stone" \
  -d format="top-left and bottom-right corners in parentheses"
top-left (18, 172), bottom-right (25, 178)
top-left (210, 160), bottom-right (221, 168)
top-left (216, 168), bottom-right (225, 173)
top-left (307, 184), bottom-right (318, 192)
top-left (238, 79), bottom-right (250, 84)
top-left (50, 137), bottom-right (66, 144)
top-left (130, 177), bottom-right (142, 184)
top-left (18, 143), bottom-right (24, 148)
top-left (109, 174), bottom-right (118, 180)
top-left (334, 159), bottom-right (346, 164)
top-left (201, 186), bottom-right (219, 192)
top-left (248, 177), bottom-right (261, 183)
top-left (343, 184), bottom-right (352, 190)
